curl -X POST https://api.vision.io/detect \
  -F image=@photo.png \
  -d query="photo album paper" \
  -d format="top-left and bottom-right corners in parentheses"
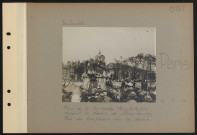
top-left (3, 3), bottom-right (195, 133)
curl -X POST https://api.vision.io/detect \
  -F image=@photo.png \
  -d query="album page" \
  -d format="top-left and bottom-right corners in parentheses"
top-left (3, 3), bottom-right (195, 133)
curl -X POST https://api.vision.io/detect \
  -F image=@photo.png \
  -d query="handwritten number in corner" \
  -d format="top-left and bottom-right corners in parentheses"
top-left (169, 5), bottom-right (185, 13)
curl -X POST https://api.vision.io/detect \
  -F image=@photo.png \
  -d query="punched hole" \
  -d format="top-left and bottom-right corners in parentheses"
top-left (7, 46), bottom-right (11, 50)
top-left (6, 32), bottom-right (11, 36)
top-left (7, 90), bottom-right (11, 93)
top-left (7, 103), bottom-right (11, 106)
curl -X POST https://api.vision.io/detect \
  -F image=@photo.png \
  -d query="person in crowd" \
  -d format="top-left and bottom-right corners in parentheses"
top-left (116, 89), bottom-right (121, 102)
top-left (125, 80), bottom-right (133, 88)
top-left (120, 90), bottom-right (129, 102)
top-left (133, 79), bottom-right (136, 89)
top-left (144, 79), bottom-right (148, 90)
top-left (97, 84), bottom-right (102, 91)
top-left (81, 92), bottom-right (88, 102)
top-left (91, 88), bottom-right (97, 96)
top-left (89, 96), bottom-right (97, 102)
top-left (71, 86), bottom-right (81, 102)
top-left (81, 72), bottom-right (90, 90)
top-left (141, 79), bottom-right (145, 90)
top-left (107, 91), bottom-right (114, 100)
top-left (101, 69), bottom-right (107, 90)
top-left (150, 90), bottom-right (156, 101)
top-left (144, 92), bottom-right (152, 102)
top-left (62, 92), bottom-right (71, 102)
top-left (97, 72), bottom-right (106, 90)
top-left (106, 77), bottom-right (110, 88)
top-left (86, 89), bottom-right (93, 96)
top-left (103, 95), bottom-right (112, 102)
top-left (85, 60), bottom-right (89, 73)
top-left (96, 95), bottom-right (103, 102)
top-left (121, 79), bottom-right (126, 89)
top-left (128, 91), bottom-right (137, 101)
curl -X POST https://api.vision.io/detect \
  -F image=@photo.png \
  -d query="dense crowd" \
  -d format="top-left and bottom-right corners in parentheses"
top-left (62, 51), bottom-right (156, 103)
top-left (62, 78), bottom-right (156, 103)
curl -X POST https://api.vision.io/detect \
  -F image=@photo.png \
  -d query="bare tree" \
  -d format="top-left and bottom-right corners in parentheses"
top-left (136, 53), bottom-right (144, 63)
top-left (144, 54), bottom-right (156, 87)
top-left (128, 56), bottom-right (140, 80)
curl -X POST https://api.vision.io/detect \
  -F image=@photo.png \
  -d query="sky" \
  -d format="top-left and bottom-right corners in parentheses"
top-left (63, 27), bottom-right (156, 64)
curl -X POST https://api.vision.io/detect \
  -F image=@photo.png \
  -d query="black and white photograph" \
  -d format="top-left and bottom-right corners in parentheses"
top-left (62, 27), bottom-right (156, 103)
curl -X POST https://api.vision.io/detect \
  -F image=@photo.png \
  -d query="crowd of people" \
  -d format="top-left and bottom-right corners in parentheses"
top-left (62, 51), bottom-right (156, 103)
top-left (62, 75), bottom-right (156, 103)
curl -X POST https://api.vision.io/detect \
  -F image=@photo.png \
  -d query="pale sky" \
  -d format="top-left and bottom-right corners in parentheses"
top-left (63, 27), bottom-right (156, 64)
